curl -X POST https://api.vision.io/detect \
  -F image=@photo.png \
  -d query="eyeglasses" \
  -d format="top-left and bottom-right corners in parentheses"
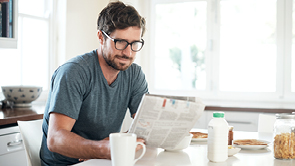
top-left (101, 30), bottom-right (144, 52)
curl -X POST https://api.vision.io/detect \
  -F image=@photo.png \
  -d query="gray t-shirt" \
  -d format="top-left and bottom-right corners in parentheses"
top-left (40, 50), bottom-right (148, 165)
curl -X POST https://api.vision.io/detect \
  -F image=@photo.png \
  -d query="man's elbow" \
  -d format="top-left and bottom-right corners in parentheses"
top-left (47, 135), bottom-right (58, 152)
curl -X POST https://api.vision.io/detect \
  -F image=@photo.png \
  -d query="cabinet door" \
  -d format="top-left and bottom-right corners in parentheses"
top-left (0, 150), bottom-right (27, 166)
top-left (224, 111), bottom-right (259, 132)
top-left (0, 131), bottom-right (27, 165)
top-left (0, 132), bottom-right (23, 155)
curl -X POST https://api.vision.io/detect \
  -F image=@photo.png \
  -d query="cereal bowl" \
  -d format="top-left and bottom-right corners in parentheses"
top-left (164, 134), bottom-right (193, 151)
top-left (1, 86), bottom-right (42, 107)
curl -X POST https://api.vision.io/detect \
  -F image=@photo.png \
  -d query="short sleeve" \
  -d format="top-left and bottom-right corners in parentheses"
top-left (48, 63), bottom-right (88, 119)
top-left (128, 65), bottom-right (148, 115)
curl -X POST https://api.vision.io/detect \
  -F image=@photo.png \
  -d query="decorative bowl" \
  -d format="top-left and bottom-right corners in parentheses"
top-left (1, 86), bottom-right (42, 107)
top-left (164, 134), bottom-right (193, 151)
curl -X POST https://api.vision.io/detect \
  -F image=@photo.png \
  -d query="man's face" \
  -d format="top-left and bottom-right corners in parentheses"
top-left (102, 27), bottom-right (142, 71)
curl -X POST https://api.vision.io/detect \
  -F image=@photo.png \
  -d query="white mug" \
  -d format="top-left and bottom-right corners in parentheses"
top-left (110, 133), bottom-right (146, 166)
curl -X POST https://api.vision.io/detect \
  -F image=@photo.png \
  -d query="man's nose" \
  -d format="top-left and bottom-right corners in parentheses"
top-left (122, 44), bottom-right (133, 57)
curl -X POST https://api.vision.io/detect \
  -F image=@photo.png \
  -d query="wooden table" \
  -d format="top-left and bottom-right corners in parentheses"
top-left (73, 131), bottom-right (294, 166)
top-left (1, 100), bottom-right (294, 127)
top-left (0, 103), bottom-right (44, 126)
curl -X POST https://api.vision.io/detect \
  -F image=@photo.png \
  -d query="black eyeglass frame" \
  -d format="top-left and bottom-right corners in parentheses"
top-left (101, 30), bottom-right (144, 52)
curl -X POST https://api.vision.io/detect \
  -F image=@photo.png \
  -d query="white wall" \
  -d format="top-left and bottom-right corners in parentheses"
top-left (121, 0), bottom-right (151, 83)
top-left (57, 0), bottom-right (109, 66)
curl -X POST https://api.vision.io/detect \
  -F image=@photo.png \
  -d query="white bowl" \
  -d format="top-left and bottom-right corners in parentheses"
top-left (1, 86), bottom-right (42, 107)
top-left (228, 146), bottom-right (241, 156)
top-left (164, 134), bottom-right (193, 151)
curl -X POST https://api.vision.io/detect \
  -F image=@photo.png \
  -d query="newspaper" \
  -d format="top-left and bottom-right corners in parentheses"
top-left (128, 94), bottom-right (205, 149)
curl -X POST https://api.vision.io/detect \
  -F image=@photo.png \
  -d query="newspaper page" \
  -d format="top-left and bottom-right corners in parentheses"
top-left (128, 94), bottom-right (205, 149)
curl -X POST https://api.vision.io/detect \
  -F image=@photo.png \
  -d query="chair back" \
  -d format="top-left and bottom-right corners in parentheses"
top-left (18, 119), bottom-right (43, 166)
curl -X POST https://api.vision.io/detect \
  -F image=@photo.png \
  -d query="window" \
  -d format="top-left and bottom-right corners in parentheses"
top-left (0, 0), bottom-right (52, 101)
top-left (149, 0), bottom-right (295, 102)
top-left (219, 0), bottom-right (276, 92)
top-left (153, 1), bottom-right (207, 91)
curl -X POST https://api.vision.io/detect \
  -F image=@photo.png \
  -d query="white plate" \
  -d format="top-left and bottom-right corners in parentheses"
top-left (233, 140), bottom-right (270, 150)
top-left (191, 138), bottom-right (207, 142)
top-left (228, 147), bottom-right (241, 156)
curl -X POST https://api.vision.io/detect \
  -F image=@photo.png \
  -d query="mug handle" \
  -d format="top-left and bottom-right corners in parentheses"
top-left (133, 142), bottom-right (146, 164)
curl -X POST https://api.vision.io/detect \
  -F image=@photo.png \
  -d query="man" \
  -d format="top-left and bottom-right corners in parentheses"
top-left (40, 1), bottom-right (148, 165)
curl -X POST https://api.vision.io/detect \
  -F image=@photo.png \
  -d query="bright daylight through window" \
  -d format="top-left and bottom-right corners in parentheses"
top-left (151, 0), bottom-right (295, 101)
top-left (153, 1), bottom-right (207, 91)
top-left (219, 0), bottom-right (276, 92)
top-left (0, 0), bottom-right (50, 92)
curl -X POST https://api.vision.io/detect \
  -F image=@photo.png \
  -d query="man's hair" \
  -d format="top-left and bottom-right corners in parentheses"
top-left (97, 1), bottom-right (146, 37)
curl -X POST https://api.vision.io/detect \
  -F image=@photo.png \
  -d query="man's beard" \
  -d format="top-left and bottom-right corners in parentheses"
top-left (102, 52), bottom-right (133, 71)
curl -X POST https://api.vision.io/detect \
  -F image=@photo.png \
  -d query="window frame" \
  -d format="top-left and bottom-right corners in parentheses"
top-left (22, 0), bottom-right (53, 102)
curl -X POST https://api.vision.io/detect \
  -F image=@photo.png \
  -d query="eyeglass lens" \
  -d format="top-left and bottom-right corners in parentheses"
top-left (115, 40), bottom-right (143, 51)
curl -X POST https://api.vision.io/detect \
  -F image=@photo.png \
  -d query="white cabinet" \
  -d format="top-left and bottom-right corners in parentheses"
top-left (0, 150), bottom-right (27, 166)
top-left (223, 111), bottom-right (259, 132)
top-left (193, 110), bottom-right (273, 132)
top-left (192, 111), bottom-right (207, 129)
top-left (0, 125), bottom-right (27, 166)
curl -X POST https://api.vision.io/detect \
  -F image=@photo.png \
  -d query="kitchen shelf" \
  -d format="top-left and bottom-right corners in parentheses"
top-left (0, 0), bottom-right (18, 49)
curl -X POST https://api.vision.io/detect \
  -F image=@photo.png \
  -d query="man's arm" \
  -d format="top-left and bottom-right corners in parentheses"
top-left (47, 113), bottom-right (111, 159)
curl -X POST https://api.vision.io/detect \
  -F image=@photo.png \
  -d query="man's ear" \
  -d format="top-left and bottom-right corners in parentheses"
top-left (97, 30), bottom-right (104, 45)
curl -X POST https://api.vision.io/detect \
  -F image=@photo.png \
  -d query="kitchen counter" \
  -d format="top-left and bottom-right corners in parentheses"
top-left (0, 102), bottom-right (294, 127)
top-left (205, 105), bottom-right (295, 113)
top-left (0, 103), bottom-right (45, 127)
top-left (203, 99), bottom-right (295, 113)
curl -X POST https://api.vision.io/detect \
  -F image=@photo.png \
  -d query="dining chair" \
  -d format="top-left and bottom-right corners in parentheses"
top-left (257, 114), bottom-right (276, 133)
top-left (17, 119), bottom-right (43, 166)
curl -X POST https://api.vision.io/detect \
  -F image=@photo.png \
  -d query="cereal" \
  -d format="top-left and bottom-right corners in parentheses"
top-left (273, 132), bottom-right (295, 159)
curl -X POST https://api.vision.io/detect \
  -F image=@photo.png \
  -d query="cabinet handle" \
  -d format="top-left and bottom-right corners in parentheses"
top-left (227, 121), bottom-right (252, 124)
top-left (7, 139), bottom-right (22, 147)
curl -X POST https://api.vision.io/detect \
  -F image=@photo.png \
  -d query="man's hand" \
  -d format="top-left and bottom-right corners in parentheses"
top-left (136, 138), bottom-right (145, 151)
top-left (101, 136), bottom-right (145, 152)
top-left (78, 136), bottom-right (145, 162)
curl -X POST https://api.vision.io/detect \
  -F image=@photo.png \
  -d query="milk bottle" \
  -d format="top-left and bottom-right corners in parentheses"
top-left (207, 112), bottom-right (229, 162)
